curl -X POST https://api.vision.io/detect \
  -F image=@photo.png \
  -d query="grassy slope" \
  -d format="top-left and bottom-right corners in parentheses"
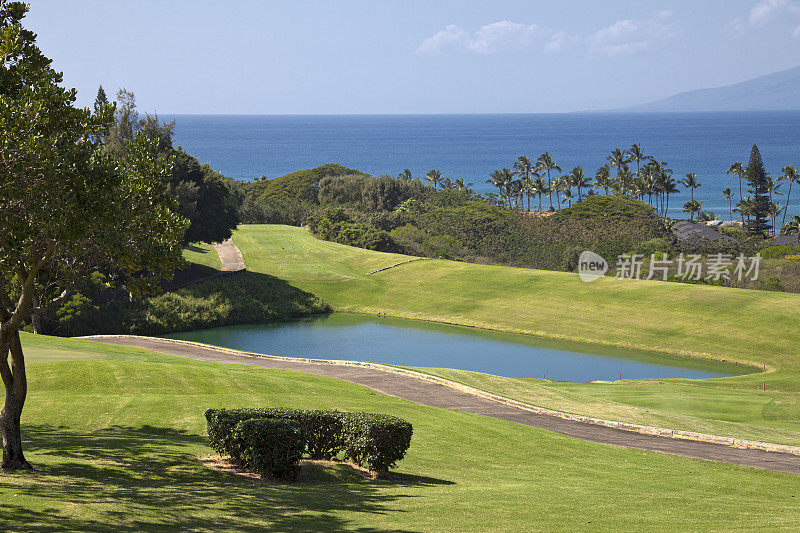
top-left (182, 242), bottom-right (221, 270)
top-left (7, 333), bottom-right (800, 531)
top-left (234, 225), bottom-right (800, 444)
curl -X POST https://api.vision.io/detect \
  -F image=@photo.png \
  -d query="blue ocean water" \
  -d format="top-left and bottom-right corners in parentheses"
top-left (164, 112), bottom-right (800, 218)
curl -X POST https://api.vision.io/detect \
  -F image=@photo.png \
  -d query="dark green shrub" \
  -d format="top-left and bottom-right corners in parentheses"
top-left (206, 408), bottom-right (413, 477)
top-left (342, 413), bottom-right (413, 477)
top-left (761, 276), bottom-right (783, 291)
top-left (759, 245), bottom-right (800, 259)
top-left (206, 408), bottom-right (345, 460)
top-left (231, 418), bottom-right (306, 480)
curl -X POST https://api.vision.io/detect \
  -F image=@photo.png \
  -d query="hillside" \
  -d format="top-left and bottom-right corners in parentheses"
top-left (623, 66), bottom-right (800, 112)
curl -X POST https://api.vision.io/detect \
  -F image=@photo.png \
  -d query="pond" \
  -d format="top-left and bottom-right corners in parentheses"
top-left (163, 313), bottom-right (749, 382)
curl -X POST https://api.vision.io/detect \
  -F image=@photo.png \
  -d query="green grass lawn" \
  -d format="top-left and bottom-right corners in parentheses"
top-left (7, 333), bottom-right (800, 530)
top-left (233, 224), bottom-right (800, 444)
top-left (182, 242), bottom-right (221, 270)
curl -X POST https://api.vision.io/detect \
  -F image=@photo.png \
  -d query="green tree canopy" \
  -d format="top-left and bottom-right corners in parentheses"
top-left (744, 145), bottom-right (772, 236)
top-left (0, 1), bottom-right (189, 470)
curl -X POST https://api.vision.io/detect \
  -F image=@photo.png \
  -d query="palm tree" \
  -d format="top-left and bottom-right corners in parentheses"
top-left (453, 178), bottom-right (473, 191)
top-left (594, 165), bottom-right (611, 195)
top-left (487, 168), bottom-right (517, 208)
top-left (735, 196), bottom-right (755, 223)
top-left (766, 174), bottom-right (783, 205)
top-left (398, 169), bottom-right (413, 181)
top-left (425, 169), bottom-right (442, 188)
top-left (562, 186), bottom-right (575, 207)
top-left (663, 176), bottom-right (679, 218)
top-left (654, 160), bottom-right (673, 216)
top-left (769, 202), bottom-right (783, 236)
top-left (698, 210), bottom-right (717, 222)
top-left (722, 188), bottom-right (735, 221)
top-left (681, 173), bottom-right (701, 203)
top-left (570, 166), bottom-right (590, 201)
top-left (555, 175), bottom-right (569, 209)
top-left (486, 169), bottom-right (506, 205)
top-left (606, 147), bottom-right (629, 176)
top-left (781, 215), bottom-right (800, 236)
top-left (727, 161), bottom-right (745, 222)
top-left (441, 177), bottom-right (454, 190)
top-left (780, 164), bottom-right (799, 228)
top-left (683, 199), bottom-right (703, 222)
top-left (640, 161), bottom-right (658, 206)
top-left (535, 152), bottom-right (561, 210)
top-left (532, 176), bottom-right (547, 211)
top-left (513, 155), bottom-right (536, 211)
top-left (628, 143), bottom-right (651, 178)
top-left (613, 165), bottom-right (634, 196)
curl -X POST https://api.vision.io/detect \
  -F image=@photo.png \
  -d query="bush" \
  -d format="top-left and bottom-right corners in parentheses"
top-left (46, 272), bottom-right (331, 337)
top-left (342, 413), bottom-right (413, 476)
top-left (759, 244), bottom-right (800, 259)
top-left (231, 418), bottom-right (306, 480)
top-left (205, 408), bottom-right (413, 477)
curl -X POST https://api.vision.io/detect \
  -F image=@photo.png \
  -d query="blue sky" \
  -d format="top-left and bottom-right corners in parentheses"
top-left (25, 0), bottom-right (800, 114)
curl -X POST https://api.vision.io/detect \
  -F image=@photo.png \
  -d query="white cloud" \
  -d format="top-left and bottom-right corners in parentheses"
top-left (417, 12), bottom-right (677, 58)
top-left (468, 21), bottom-right (542, 54)
top-left (588, 15), bottom-right (677, 57)
top-left (544, 31), bottom-right (579, 53)
top-left (794, 24), bottom-right (800, 36)
top-left (416, 25), bottom-right (468, 55)
top-left (417, 21), bottom-right (544, 55)
top-left (726, 0), bottom-right (800, 34)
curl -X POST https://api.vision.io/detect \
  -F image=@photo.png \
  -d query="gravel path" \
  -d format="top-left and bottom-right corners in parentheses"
top-left (85, 335), bottom-right (800, 475)
top-left (212, 238), bottom-right (245, 271)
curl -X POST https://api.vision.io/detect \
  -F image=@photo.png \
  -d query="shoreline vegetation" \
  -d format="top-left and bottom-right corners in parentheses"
top-left (229, 224), bottom-right (800, 446)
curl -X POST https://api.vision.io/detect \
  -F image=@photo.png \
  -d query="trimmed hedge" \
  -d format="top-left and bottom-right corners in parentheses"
top-left (205, 408), bottom-right (413, 477)
top-left (341, 413), bottom-right (413, 475)
top-left (232, 418), bottom-right (305, 480)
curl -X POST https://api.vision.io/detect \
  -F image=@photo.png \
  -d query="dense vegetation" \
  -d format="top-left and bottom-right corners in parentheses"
top-left (243, 165), bottom-right (671, 271)
top-left (206, 408), bottom-right (413, 478)
top-left (102, 90), bottom-right (241, 244)
top-left (41, 271), bottom-right (330, 337)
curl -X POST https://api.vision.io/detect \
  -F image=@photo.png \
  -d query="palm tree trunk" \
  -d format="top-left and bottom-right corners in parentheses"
top-left (782, 179), bottom-right (793, 229)
top-left (739, 176), bottom-right (743, 223)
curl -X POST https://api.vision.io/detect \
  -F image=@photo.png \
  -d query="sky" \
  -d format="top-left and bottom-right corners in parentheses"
top-left (24, 0), bottom-right (800, 114)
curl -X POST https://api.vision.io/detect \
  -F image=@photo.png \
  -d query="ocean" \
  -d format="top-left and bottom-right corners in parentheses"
top-left (163, 112), bottom-right (800, 219)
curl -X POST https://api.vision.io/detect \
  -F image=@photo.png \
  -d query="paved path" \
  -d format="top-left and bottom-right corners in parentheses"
top-left (86, 336), bottom-right (800, 475)
top-left (213, 238), bottom-right (246, 271)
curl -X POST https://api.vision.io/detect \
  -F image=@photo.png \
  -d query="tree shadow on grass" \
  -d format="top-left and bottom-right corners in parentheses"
top-left (184, 244), bottom-right (209, 254)
top-left (0, 425), bottom-right (448, 532)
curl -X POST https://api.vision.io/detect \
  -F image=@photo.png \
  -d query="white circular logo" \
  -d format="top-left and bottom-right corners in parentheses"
top-left (578, 251), bottom-right (608, 282)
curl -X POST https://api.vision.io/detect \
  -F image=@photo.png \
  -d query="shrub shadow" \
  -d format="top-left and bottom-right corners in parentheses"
top-left (0, 424), bottom-right (442, 532)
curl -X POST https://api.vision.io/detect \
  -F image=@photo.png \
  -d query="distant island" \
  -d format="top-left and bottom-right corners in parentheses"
top-left (619, 66), bottom-right (800, 112)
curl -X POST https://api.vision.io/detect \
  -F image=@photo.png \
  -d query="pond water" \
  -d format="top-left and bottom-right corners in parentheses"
top-left (163, 314), bottom-right (748, 382)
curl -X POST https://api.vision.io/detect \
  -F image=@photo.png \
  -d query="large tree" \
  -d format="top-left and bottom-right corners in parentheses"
top-left (0, 1), bottom-right (188, 470)
top-left (136, 114), bottom-right (240, 243)
top-left (743, 145), bottom-right (772, 236)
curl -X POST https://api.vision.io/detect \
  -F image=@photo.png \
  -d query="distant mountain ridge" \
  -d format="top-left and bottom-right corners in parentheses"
top-left (621, 66), bottom-right (800, 112)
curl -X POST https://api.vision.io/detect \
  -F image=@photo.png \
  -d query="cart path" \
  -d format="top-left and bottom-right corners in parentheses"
top-left (213, 238), bottom-right (245, 271)
top-left (85, 335), bottom-right (800, 475)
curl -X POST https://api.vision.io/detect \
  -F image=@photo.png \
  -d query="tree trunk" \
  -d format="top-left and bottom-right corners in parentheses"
top-left (30, 296), bottom-right (42, 335)
top-left (782, 180), bottom-right (792, 229)
top-left (0, 330), bottom-right (31, 471)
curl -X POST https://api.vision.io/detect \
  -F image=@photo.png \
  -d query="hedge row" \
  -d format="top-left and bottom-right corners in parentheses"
top-left (205, 408), bottom-right (413, 479)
